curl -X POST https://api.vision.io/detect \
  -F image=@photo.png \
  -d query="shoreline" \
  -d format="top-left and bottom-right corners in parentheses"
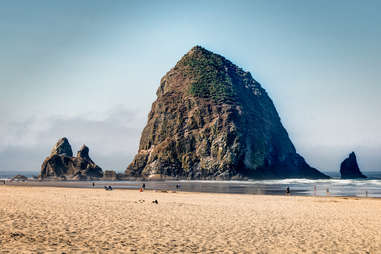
top-left (2, 181), bottom-right (380, 199)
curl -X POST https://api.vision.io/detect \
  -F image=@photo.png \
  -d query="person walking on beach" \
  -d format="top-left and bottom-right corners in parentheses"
top-left (286, 186), bottom-right (290, 195)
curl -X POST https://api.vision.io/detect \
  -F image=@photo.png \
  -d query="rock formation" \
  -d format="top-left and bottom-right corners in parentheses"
top-left (126, 46), bottom-right (329, 179)
top-left (40, 138), bottom-right (103, 180)
top-left (340, 152), bottom-right (367, 179)
top-left (102, 170), bottom-right (118, 180)
top-left (10, 175), bottom-right (28, 182)
top-left (50, 137), bottom-right (73, 157)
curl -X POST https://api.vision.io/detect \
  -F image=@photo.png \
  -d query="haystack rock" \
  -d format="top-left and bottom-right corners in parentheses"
top-left (126, 46), bottom-right (329, 179)
top-left (40, 138), bottom-right (103, 180)
top-left (340, 152), bottom-right (367, 179)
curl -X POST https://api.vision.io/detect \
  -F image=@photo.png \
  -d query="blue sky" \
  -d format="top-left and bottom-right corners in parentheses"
top-left (0, 0), bottom-right (380, 172)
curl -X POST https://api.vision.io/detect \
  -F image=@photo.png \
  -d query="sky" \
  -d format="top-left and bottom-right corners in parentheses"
top-left (0, 0), bottom-right (380, 173)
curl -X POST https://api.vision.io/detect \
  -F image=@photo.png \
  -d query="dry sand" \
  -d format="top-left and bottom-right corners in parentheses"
top-left (0, 186), bottom-right (380, 253)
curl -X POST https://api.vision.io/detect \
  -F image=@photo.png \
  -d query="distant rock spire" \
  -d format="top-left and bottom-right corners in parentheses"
top-left (77, 145), bottom-right (90, 160)
top-left (50, 137), bottom-right (73, 157)
top-left (340, 152), bottom-right (367, 179)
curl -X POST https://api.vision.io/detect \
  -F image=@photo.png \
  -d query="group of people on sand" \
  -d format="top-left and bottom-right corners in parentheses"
top-left (285, 186), bottom-right (330, 196)
top-left (89, 181), bottom-right (183, 192)
top-left (139, 183), bottom-right (181, 192)
top-left (90, 182), bottom-right (112, 191)
top-left (285, 186), bottom-right (371, 197)
top-left (90, 181), bottom-right (371, 198)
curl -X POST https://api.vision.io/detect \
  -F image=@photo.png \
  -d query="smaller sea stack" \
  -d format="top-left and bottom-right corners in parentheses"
top-left (340, 152), bottom-right (367, 179)
top-left (40, 138), bottom-right (103, 180)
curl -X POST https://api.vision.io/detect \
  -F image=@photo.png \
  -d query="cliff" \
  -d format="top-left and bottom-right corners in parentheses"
top-left (126, 46), bottom-right (329, 179)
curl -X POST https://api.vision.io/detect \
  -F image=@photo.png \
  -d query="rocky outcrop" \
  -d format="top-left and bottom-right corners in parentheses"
top-left (340, 152), bottom-right (367, 179)
top-left (102, 170), bottom-right (121, 180)
top-left (10, 175), bottom-right (28, 182)
top-left (40, 138), bottom-right (103, 180)
top-left (126, 46), bottom-right (329, 179)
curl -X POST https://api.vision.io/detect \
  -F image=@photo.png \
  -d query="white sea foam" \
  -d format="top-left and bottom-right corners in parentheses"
top-left (178, 178), bottom-right (381, 188)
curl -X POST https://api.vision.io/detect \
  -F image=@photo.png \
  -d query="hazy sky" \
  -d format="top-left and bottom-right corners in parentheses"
top-left (1, 0), bottom-right (380, 173)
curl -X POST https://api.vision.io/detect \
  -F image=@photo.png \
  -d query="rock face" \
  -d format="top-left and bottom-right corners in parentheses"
top-left (340, 152), bottom-right (367, 179)
top-left (50, 137), bottom-right (73, 157)
top-left (40, 138), bottom-right (103, 180)
top-left (126, 46), bottom-right (329, 179)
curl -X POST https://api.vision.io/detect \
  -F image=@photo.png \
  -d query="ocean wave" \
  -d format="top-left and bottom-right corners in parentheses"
top-left (178, 178), bottom-right (381, 187)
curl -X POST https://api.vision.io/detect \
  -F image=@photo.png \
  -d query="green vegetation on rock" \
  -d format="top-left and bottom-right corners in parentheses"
top-left (180, 46), bottom-right (236, 102)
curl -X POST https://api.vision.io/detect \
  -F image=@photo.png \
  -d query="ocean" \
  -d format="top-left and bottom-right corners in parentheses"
top-left (1, 171), bottom-right (381, 198)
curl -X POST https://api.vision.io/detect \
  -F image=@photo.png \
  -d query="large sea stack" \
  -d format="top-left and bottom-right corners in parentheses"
top-left (40, 138), bottom-right (103, 180)
top-left (126, 46), bottom-right (329, 179)
top-left (340, 152), bottom-right (367, 179)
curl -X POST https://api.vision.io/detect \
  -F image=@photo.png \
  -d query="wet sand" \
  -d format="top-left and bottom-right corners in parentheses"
top-left (6, 179), bottom-right (381, 197)
top-left (1, 185), bottom-right (381, 253)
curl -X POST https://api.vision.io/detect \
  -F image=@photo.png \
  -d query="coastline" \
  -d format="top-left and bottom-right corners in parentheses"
top-left (3, 178), bottom-right (381, 198)
top-left (1, 183), bottom-right (381, 200)
top-left (1, 185), bottom-right (381, 253)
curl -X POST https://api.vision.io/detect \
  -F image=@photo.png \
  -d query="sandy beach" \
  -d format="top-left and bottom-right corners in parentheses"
top-left (0, 186), bottom-right (380, 253)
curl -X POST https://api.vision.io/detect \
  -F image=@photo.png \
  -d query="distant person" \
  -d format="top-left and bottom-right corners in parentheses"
top-left (313, 185), bottom-right (317, 196)
top-left (365, 190), bottom-right (368, 197)
top-left (286, 186), bottom-right (290, 195)
top-left (176, 184), bottom-right (180, 190)
top-left (92, 182), bottom-right (95, 187)
top-left (108, 186), bottom-right (112, 190)
top-left (142, 183), bottom-right (146, 190)
top-left (326, 188), bottom-right (330, 196)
